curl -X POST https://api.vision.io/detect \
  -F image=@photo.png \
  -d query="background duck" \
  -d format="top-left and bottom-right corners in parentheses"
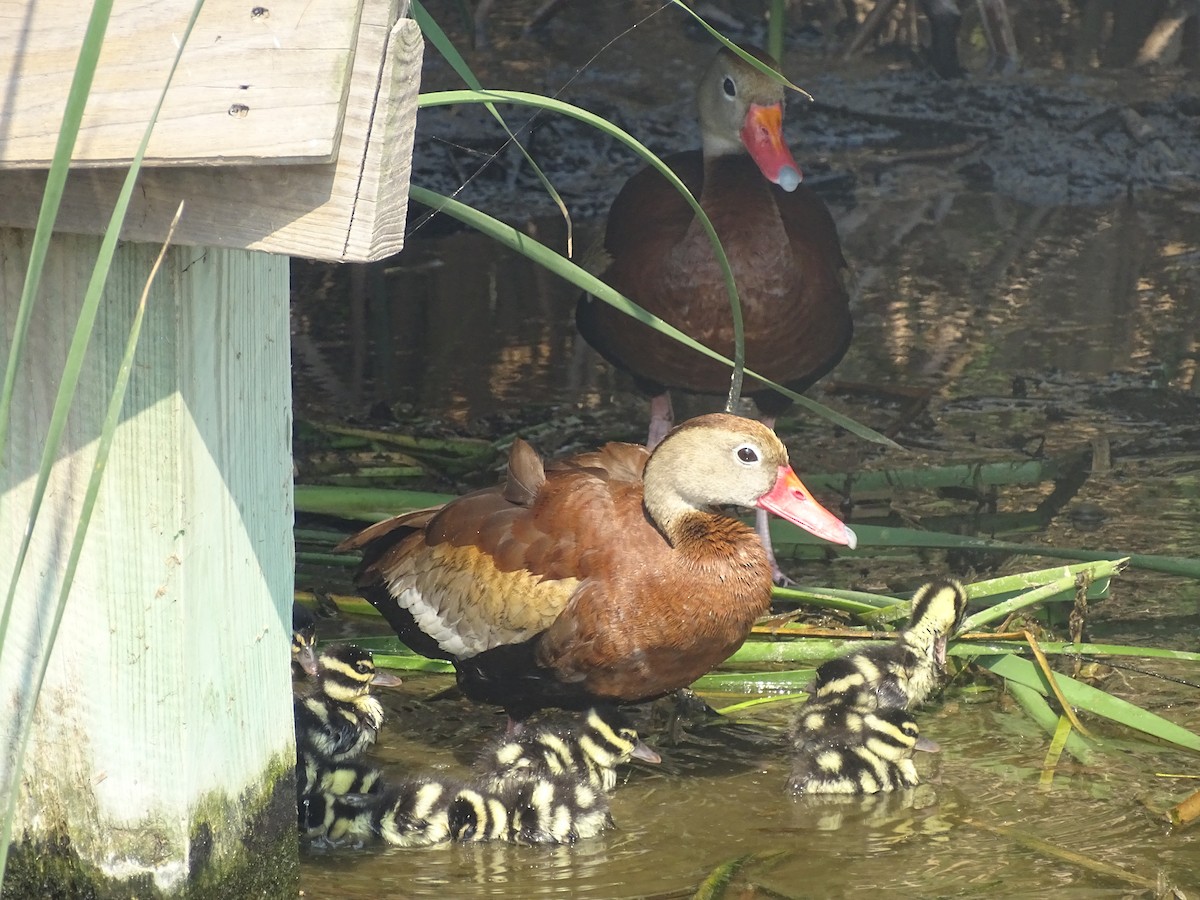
top-left (337, 414), bottom-right (856, 725)
top-left (576, 44), bottom-right (853, 581)
top-left (810, 579), bottom-right (967, 710)
top-left (787, 700), bottom-right (936, 795)
top-left (294, 644), bottom-right (402, 764)
top-left (477, 707), bottom-right (659, 793)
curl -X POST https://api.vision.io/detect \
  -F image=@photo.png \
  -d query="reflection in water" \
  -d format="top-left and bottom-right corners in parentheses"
top-left (292, 189), bottom-right (1200, 424)
top-left (298, 678), bottom-right (1200, 898)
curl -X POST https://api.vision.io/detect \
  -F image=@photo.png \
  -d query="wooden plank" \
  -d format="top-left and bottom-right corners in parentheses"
top-left (0, 0), bottom-right (360, 167)
top-left (0, 229), bottom-right (297, 894)
top-left (0, 1), bottom-right (420, 261)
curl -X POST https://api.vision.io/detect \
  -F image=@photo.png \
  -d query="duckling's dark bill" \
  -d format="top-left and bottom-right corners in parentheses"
top-left (756, 465), bottom-right (857, 549)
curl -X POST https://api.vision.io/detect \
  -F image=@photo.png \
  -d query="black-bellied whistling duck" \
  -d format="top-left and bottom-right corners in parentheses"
top-left (576, 45), bottom-right (853, 580)
top-left (810, 579), bottom-right (968, 711)
top-left (336, 413), bottom-right (856, 725)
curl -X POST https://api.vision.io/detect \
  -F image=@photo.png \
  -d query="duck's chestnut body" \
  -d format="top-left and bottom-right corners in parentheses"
top-left (338, 414), bottom-right (855, 720)
top-left (577, 46), bottom-right (852, 441)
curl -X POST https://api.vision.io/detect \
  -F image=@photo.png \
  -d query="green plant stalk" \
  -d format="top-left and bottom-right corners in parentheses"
top-left (771, 585), bottom-right (899, 613)
top-left (409, 184), bottom-right (890, 446)
top-left (768, 0), bottom-right (786, 65)
top-left (951, 641), bottom-right (1200, 662)
top-left (963, 562), bottom-right (1117, 600)
top-left (975, 653), bottom-right (1200, 754)
top-left (294, 484), bottom-right (452, 520)
top-left (1006, 681), bottom-right (1092, 764)
top-left (802, 456), bottom-right (1083, 494)
top-left (959, 573), bottom-right (1086, 632)
top-left (774, 520), bottom-right (1195, 577)
top-left (0, 0), bottom-right (203, 876)
top-left (692, 669), bottom-right (816, 692)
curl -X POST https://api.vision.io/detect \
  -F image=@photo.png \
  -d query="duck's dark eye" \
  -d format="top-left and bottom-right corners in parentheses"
top-left (736, 445), bottom-right (758, 464)
top-left (722, 76), bottom-right (736, 97)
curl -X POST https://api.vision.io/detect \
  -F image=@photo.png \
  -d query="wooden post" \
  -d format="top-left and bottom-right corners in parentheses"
top-left (0, 233), bottom-right (295, 894)
top-left (0, 0), bottom-right (421, 892)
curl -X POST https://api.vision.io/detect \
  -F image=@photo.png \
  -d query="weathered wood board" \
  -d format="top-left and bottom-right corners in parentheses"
top-left (0, 0), bottom-right (421, 261)
top-left (0, 230), bottom-right (297, 894)
top-left (0, 0), bottom-right (361, 168)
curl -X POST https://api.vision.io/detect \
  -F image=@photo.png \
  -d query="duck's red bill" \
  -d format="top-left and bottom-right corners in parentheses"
top-left (741, 102), bottom-right (802, 192)
top-left (757, 466), bottom-right (857, 549)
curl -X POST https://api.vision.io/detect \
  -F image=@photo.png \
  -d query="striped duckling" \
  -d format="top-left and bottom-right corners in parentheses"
top-left (477, 707), bottom-right (660, 793)
top-left (303, 772), bottom-right (613, 847)
top-left (788, 698), bottom-right (939, 795)
top-left (292, 603), bottom-right (319, 677)
top-left (294, 644), bottom-right (402, 764)
top-left (450, 775), bottom-right (613, 845)
top-left (811, 579), bottom-right (968, 711)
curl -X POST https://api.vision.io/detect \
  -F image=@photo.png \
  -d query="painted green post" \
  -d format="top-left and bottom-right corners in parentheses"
top-left (0, 232), bottom-right (297, 896)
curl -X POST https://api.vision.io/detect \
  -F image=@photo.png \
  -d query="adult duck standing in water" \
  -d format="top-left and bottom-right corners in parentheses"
top-left (577, 44), bottom-right (853, 581)
top-left (337, 414), bottom-right (856, 726)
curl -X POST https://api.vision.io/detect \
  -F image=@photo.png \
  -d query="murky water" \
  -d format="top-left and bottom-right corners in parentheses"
top-left (293, 2), bottom-right (1200, 896)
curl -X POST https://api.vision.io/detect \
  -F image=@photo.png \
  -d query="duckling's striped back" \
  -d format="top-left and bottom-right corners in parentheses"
top-left (478, 707), bottom-right (654, 793)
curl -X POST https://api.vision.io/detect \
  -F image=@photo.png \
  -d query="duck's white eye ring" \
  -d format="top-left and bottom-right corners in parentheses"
top-left (722, 76), bottom-right (736, 98)
top-left (735, 444), bottom-right (759, 464)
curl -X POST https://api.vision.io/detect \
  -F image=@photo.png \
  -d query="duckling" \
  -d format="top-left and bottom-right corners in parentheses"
top-left (811, 579), bottom-right (967, 710)
top-left (477, 707), bottom-right (660, 793)
top-left (296, 750), bottom-right (385, 800)
top-left (788, 699), bottom-right (938, 795)
top-left (294, 644), bottom-right (402, 763)
top-left (303, 772), bottom-right (613, 847)
top-left (450, 775), bottom-right (613, 845)
top-left (301, 775), bottom-right (460, 847)
top-left (292, 603), bottom-right (319, 677)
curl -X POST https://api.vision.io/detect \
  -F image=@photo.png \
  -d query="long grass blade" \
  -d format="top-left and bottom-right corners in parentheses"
top-left (0, 3), bottom-right (112, 470)
top-left (417, 87), bottom-right (752, 411)
top-left (668, 0), bottom-right (812, 99)
top-left (410, 1), bottom-right (575, 255)
top-left (0, 0), bottom-right (203, 876)
top-left (409, 184), bottom-right (891, 445)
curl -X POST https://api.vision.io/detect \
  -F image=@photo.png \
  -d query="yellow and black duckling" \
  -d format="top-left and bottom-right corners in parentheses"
top-left (477, 707), bottom-right (660, 793)
top-left (302, 772), bottom-right (613, 847)
top-left (292, 603), bottom-right (319, 677)
top-left (296, 751), bottom-right (385, 801)
top-left (787, 698), bottom-right (939, 795)
top-left (811, 579), bottom-right (968, 711)
top-left (450, 775), bottom-right (612, 845)
top-left (294, 644), bottom-right (402, 764)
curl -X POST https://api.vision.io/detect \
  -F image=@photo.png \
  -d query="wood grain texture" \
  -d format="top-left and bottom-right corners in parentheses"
top-left (1, 0), bottom-right (360, 167)
top-left (0, 1), bottom-right (421, 261)
top-left (0, 229), bottom-right (296, 889)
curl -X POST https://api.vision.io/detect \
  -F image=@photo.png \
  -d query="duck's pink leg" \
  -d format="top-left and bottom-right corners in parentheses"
top-left (646, 392), bottom-right (674, 450)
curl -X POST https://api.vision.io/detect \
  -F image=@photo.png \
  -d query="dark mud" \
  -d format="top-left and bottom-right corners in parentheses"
top-left (410, 0), bottom-right (1200, 226)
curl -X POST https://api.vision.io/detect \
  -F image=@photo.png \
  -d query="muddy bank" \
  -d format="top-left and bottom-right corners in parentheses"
top-left (409, 0), bottom-right (1200, 224)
